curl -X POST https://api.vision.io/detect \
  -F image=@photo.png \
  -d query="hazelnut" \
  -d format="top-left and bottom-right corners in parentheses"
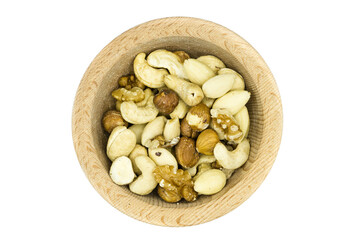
top-left (180, 118), bottom-right (199, 138)
top-left (102, 110), bottom-right (128, 133)
top-left (153, 89), bottom-right (179, 114)
top-left (185, 103), bottom-right (211, 131)
top-left (196, 129), bottom-right (220, 155)
top-left (175, 137), bottom-right (200, 168)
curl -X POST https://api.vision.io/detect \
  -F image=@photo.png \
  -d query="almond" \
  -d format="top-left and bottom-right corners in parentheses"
top-left (196, 129), bottom-right (220, 155)
top-left (175, 137), bottom-right (200, 168)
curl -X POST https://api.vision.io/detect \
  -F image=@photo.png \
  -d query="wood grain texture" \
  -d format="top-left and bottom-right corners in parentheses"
top-left (72, 17), bottom-right (283, 226)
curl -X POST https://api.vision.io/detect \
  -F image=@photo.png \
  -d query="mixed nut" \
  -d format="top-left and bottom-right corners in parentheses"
top-left (102, 49), bottom-right (251, 203)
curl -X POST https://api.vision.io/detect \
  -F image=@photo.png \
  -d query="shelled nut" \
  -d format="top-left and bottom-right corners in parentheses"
top-left (175, 137), bottom-right (200, 168)
top-left (153, 89), bottom-right (179, 114)
top-left (102, 110), bottom-right (128, 133)
top-left (185, 103), bottom-right (211, 131)
top-left (196, 129), bottom-right (220, 155)
top-left (180, 118), bottom-right (199, 138)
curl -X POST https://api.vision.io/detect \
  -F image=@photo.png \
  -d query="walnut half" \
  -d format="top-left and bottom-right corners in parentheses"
top-left (112, 87), bottom-right (145, 102)
top-left (211, 108), bottom-right (243, 142)
top-left (153, 165), bottom-right (197, 203)
top-left (118, 74), bottom-right (145, 90)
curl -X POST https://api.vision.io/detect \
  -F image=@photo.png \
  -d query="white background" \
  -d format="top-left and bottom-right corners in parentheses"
top-left (1, 0), bottom-right (359, 239)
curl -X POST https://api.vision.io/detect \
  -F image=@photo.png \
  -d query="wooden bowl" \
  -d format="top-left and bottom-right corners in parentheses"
top-left (72, 17), bottom-right (282, 226)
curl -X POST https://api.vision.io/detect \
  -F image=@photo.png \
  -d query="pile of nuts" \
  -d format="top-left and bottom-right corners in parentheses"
top-left (102, 49), bottom-right (251, 203)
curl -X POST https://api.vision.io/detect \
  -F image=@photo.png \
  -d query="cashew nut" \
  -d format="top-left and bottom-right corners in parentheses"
top-left (234, 106), bottom-right (250, 139)
top-left (129, 156), bottom-right (157, 195)
top-left (212, 90), bottom-right (251, 115)
top-left (120, 96), bottom-right (159, 124)
top-left (147, 49), bottom-right (187, 79)
top-left (164, 75), bottom-right (204, 106)
top-left (109, 156), bottom-right (135, 185)
top-left (148, 148), bottom-right (178, 170)
top-left (136, 88), bottom-right (153, 107)
top-left (213, 138), bottom-right (250, 170)
top-left (128, 144), bottom-right (148, 175)
top-left (197, 55), bottom-right (226, 73)
top-left (169, 99), bottom-right (189, 119)
top-left (133, 52), bottom-right (168, 88)
top-left (141, 116), bottom-right (166, 147)
top-left (187, 155), bottom-right (216, 176)
top-left (218, 68), bottom-right (245, 90)
top-left (202, 74), bottom-right (235, 98)
top-left (163, 117), bottom-right (180, 142)
top-left (128, 124), bottom-right (146, 144)
top-left (106, 126), bottom-right (136, 161)
top-left (183, 59), bottom-right (215, 86)
top-left (194, 169), bottom-right (226, 195)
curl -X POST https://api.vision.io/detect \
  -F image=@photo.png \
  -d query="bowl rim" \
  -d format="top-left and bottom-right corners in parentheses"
top-left (72, 16), bottom-right (283, 226)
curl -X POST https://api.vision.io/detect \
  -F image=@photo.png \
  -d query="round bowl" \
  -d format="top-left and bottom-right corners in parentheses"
top-left (72, 17), bottom-right (282, 226)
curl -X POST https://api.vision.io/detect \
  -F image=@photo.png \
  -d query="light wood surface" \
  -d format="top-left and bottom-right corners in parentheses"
top-left (72, 17), bottom-right (283, 226)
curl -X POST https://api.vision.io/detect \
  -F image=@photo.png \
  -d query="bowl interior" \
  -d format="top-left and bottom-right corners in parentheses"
top-left (91, 36), bottom-right (264, 208)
